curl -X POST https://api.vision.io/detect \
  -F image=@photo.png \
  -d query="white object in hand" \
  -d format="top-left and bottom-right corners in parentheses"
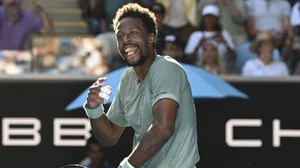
top-left (99, 86), bottom-right (111, 101)
top-left (101, 86), bottom-right (112, 95)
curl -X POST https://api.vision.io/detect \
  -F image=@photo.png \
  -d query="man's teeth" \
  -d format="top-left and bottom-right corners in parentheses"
top-left (125, 47), bottom-right (138, 55)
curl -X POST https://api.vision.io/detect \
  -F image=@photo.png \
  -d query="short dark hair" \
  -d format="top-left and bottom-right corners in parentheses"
top-left (113, 3), bottom-right (158, 39)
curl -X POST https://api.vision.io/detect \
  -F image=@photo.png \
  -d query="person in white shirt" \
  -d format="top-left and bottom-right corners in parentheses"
top-left (290, 1), bottom-right (300, 27)
top-left (246, 0), bottom-right (291, 41)
top-left (184, 5), bottom-right (235, 66)
top-left (242, 31), bottom-right (289, 76)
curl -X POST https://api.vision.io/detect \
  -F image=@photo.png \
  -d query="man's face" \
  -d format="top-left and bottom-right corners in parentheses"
top-left (3, 0), bottom-right (21, 15)
top-left (154, 12), bottom-right (164, 27)
top-left (116, 17), bottom-right (152, 67)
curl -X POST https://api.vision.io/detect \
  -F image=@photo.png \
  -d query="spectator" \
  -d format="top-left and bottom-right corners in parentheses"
top-left (289, 1), bottom-right (300, 73)
top-left (82, 1), bottom-right (155, 33)
top-left (246, 0), bottom-right (291, 43)
top-left (162, 35), bottom-right (183, 61)
top-left (242, 31), bottom-right (289, 76)
top-left (184, 5), bottom-right (235, 67)
top-left (156, 0), bottom-right (199, 49)
top-left (149, 2), bottom-right (169, 55)
top-left (132, 0), bottom-right (154, 8)
top-left (198, 0), bottom-right (249, 46)
top-left (290, 0), bottom-right (300, 27)
top-left (0, 0), bottom-right (54, 50)
top-left (287, 0), bottom-right (298, 6)
top-left (80, 136), bottom-right (116, 168)
top-left (196, 40), bottom-right (227, 75)
top-left (95, 32), bottom-right (125, 71)
top-left (79, 0), bottom-right (107, 35)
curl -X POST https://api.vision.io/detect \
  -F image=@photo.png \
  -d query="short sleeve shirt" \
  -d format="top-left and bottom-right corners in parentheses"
top-left (246, 0), bottom-right (291, 31)
top-left (0, 7), bottom-right (43, 50)
top-left (106, 56), bottom-right (200, 168)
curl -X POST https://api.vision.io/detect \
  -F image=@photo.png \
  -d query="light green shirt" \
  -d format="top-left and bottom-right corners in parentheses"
top-left (107, 56), bottom-right (200, 168)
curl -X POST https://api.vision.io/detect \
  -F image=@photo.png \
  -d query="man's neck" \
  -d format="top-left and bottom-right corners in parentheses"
top-left (133, 51), bottom-right (156, 83)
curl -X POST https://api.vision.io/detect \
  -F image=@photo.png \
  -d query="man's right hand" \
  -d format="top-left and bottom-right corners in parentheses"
top-left (86, 77), bottom-right (112, 109)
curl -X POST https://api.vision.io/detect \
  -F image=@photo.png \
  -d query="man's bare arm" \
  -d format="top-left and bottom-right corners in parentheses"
top-left (90, 114), bottom-right (125, 147)
top-left (127, 98), bottom-right (177, 168)
top-left (85, 77), bottom-right (125, 147)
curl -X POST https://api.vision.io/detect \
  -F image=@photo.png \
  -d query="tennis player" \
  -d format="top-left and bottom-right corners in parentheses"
top-left (83, 3), bottom-right (200, 168)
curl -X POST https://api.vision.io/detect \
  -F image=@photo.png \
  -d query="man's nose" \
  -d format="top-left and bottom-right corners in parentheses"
top-left (124, 34), bottom-right (131, 43)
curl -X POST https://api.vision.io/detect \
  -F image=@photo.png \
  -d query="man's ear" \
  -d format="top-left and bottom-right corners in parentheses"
top-left (149, 33), bottom-right (155, 44)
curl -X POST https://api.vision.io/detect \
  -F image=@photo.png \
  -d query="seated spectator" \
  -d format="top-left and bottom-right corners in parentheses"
top-left (287, 1), bottom-right (300, 73)
top-left (157, 0), bottom-right (198, 49)
top-left (242, 32), bottom-right (289, 76)
top-left (80, 136), bottom-right (117, 168)
top-left (246, 0), bottom-right (291, 44)
top-left (133, 0), bottom-right (155, 8)
top-left (197, 40), bottom-right (227, 75)
top-left (95, 32), bottom-right (125, 71)
top-left (287, 0), bottom-right (298, 7)
top-left (162, 35), bottom-right (183, 61)
top-left (198, 0), bottom-right (249, 46)
top-left (150, 2), bottom-right (168, 55)
top-left (234, 41), bottom-right (281, 74)
top-left (184, 5), bottom-right (235, 66)
top-left (0, 50), bottom-right (32, 74)
top-left (0, 0), bottom-right (54, 50)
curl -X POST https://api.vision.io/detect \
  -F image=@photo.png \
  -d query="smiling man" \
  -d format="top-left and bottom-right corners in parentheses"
top-left (83, 3), bottom-right (200, 168)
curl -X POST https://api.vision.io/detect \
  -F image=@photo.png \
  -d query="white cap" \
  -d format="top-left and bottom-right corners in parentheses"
top-left (202, 5), bottom-right (219, 17)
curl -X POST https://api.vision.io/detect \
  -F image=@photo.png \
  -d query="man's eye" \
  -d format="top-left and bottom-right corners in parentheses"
top-left (117, 35), bottom-right (124, 40)
top-left (130, 32), bottom-right (137, 35)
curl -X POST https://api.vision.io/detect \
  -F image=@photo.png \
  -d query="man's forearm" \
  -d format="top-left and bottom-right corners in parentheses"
top-left (127, 124), bottom-right (173, 168)
top-left (90, 114), bottom-right (123, 147)
top-left (40, 11), bottom-right (54, 34)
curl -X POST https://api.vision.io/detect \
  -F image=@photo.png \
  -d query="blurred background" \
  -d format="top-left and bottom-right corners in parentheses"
top-left (1, 0), bottom-right (300, 168)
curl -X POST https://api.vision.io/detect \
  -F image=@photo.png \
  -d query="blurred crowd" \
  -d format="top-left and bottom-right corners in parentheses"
top-left (1, 0), bottom-right (300, 77)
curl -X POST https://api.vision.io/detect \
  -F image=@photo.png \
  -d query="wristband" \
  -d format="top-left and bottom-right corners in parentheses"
top-left (83, 101), bottom-right (104, 119)
top-left (118, 157), bottom-right (135, 168)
